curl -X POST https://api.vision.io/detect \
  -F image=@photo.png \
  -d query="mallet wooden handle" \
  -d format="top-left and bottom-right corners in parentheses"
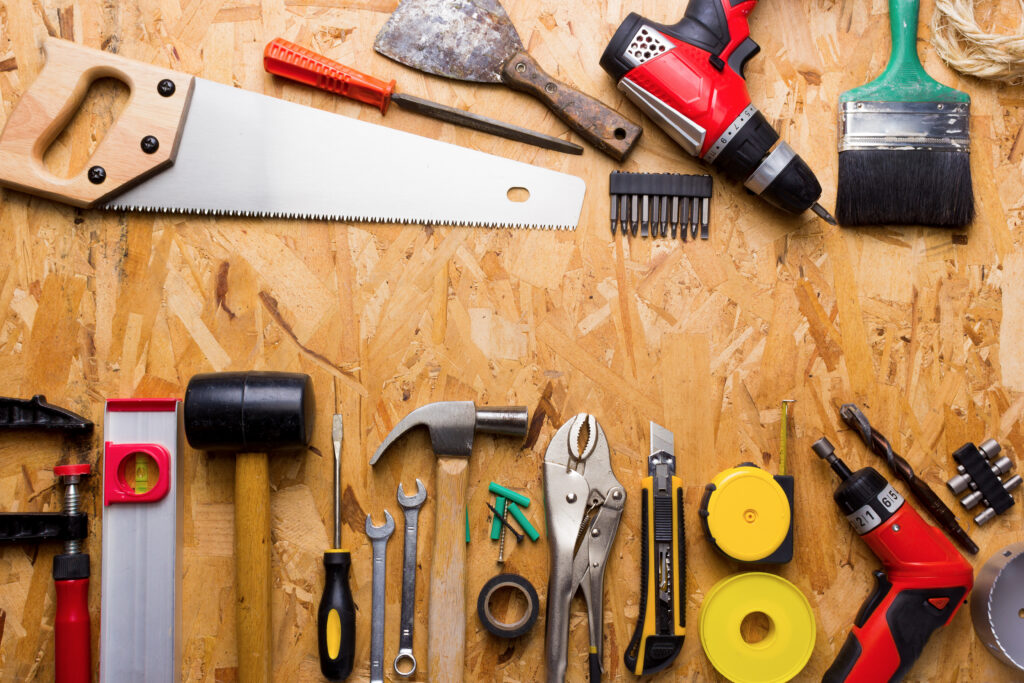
top-left (0, 38), bottom-right (193, 207)
top-left (428, 457), bottom-right (469, 682)
top-left (235, 452), bottom-right (272, 683)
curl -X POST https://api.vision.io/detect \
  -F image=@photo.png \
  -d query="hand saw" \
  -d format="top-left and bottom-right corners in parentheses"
top-left (0, 39), bottom-right (585, 229)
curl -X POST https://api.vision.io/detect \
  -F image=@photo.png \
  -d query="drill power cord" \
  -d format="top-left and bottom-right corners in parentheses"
top-left (932, 0), bottom-right (1024, 83)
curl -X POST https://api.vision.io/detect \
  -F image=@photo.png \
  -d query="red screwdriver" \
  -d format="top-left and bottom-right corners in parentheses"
top-left (264, 38), bottom-right (582, 155)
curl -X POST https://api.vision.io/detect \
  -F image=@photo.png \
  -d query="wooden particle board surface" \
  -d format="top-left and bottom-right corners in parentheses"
top-left (0, 0), bottom-right (1022, 681)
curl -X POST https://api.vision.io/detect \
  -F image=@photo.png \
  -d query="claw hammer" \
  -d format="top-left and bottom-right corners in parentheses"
top-left (370, 401), bottom-right (528, 682)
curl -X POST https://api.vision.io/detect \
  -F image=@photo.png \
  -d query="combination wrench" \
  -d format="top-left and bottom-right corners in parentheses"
top-left (395, 480), bottom-right (428, 677)
top-left (365, 511), bottom-right (395, 683)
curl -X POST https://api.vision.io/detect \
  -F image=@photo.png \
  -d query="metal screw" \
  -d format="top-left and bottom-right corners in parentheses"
top-left (544, 82), bottom-right (556, 94)
top-left (612, 490), bottom-right (622, 500)
top-left (566, 492), bottom-right (577, 503)
top-left (591, 527), bottom-right (600, 537)
top-left (157, 79), bottom-right (176, 97)
top-left (892, 524), bottom-right (901, 532)
top-left (140, 136), bottom-right (159, 154)
top-left (515, 62), bottom-right (526, 73)
top-left (87, 166), bottom-right (106, 184)
top-left (497, 506), bottom-right (509, 564)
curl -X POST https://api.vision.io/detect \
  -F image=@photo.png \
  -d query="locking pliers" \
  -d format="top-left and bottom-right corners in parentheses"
top-left (543, 414), bottom-right (625, 682)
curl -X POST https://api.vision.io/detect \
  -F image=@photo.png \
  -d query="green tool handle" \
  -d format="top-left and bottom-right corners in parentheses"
top-left (841, 0), bottom-right (968, 103)
top-left (318, 550), bottom-right (355, 680)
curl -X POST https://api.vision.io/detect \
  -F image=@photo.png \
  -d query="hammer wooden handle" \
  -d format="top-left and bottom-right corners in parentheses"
top-left (235, 452), bottom-right (272, 682)
top-left (428, 457), bottom-right (469, 682)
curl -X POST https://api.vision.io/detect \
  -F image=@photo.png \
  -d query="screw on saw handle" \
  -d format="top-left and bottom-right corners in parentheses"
top-left (264, 38), bottom-right (396, 114)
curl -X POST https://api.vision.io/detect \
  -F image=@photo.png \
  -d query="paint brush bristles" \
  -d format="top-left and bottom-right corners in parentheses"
top-left (835, 0), bottom-right (973, 228)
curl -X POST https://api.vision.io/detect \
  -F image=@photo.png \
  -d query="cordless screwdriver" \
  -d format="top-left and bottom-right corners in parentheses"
top-left (600, 0), bottom-right (836, 223)
top-left (318, 414), bottom-right (355, 680)
top-left (812, 438), bottom-right (973, 682)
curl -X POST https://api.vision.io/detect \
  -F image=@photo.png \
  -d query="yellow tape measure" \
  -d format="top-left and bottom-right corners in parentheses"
top-left (699, 572), bottom-right (815, 683)
top-left (699, 464), bottom-right (794, 563)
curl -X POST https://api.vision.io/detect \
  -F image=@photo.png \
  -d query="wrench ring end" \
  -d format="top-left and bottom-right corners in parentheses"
top-left (393, 651), bottom-right (417, 677)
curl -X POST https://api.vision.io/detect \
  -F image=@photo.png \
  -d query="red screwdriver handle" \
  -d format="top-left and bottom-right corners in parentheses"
top-left (264, 38), bottom-right (396, 114)
top-left (55, 576), bottom-right (90, 683)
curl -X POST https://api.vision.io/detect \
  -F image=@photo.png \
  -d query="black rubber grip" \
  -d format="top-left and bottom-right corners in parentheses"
top-left (588, 651), bottom-right (602, 682)
top-left (53, 552), bottom-right (90, 581)
top-left (318, 551), bottom-right (355, 681)
top-left (887, 587), bottom-right (966, 681)
top-left (822, 632), bottom-right (862, 682)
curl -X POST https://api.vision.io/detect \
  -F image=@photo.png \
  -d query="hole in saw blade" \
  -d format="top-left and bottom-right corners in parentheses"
top-left (506, 187), bottom-right (530, 203)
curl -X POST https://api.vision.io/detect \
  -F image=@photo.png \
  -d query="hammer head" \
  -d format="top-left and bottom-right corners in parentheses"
top-left (184, 371), bottom-right (315, 452)
top-left (370, 401), bottom-right (528, 463)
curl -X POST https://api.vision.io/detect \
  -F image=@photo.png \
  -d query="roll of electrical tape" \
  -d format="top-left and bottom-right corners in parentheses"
top-left (699, 572), bottom-right (815, 683)
top-left (971, 542), bottom-right (1024, 671)
top-left (477, 573), bottom-right (539, 639)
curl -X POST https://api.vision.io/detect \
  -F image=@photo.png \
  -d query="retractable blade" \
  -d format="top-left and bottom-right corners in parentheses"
top-left (624, 421), bottom-right (685, 675)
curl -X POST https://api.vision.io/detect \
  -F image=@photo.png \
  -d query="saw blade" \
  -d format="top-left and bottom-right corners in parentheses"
top-left (103, 78), bottom-right (584, 229)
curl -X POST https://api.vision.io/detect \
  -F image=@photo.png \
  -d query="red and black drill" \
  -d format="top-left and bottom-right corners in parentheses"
top-left (812, 437), bottom-right (973, 682)
top-left (600, 0), bottom-right (835, 223)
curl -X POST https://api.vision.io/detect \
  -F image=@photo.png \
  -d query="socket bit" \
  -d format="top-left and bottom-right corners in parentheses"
top-left (961, 489), bottom-right (984, 509)
top-left (979, 438), bottom-right (1002, 460)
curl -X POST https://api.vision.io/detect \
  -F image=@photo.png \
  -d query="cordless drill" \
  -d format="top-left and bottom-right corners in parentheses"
top-left (600, 0), bottom-right (835, 223)
top-left (812, 438), bottom-right (973, 682)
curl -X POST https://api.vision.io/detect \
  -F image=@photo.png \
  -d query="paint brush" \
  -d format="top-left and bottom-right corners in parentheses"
top-left (835, 0), bottom-right (973, 227)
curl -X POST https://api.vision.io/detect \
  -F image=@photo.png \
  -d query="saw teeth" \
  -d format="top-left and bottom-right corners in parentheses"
top-left (101, 204), bottom-right (575, 230)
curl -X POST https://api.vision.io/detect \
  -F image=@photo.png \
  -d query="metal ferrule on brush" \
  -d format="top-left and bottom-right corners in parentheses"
top-left (839, 101), bottom-right (970, 152)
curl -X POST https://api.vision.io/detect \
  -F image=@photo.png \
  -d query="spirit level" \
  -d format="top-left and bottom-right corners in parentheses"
top-left (100, 399), bottom-right (182, 682)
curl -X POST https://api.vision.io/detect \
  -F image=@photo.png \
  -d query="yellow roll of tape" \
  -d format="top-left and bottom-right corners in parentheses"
top-left (699, 572), bottom-right (815, 683)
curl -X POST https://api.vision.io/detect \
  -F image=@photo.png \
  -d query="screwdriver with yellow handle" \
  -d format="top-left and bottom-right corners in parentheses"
top-left (319, 414), bottom-right (355, 680)
top-left (624, 421), bottom-right (685, 675)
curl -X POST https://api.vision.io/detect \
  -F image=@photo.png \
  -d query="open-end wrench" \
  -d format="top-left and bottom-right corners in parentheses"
top-left (395, 479), bottom-right (428, 677)
top-left (366, 511), bottom-right (395, 683)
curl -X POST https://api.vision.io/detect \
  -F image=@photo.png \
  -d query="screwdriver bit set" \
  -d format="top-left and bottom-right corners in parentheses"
top-left (609, 171), bottom-right (712, 239)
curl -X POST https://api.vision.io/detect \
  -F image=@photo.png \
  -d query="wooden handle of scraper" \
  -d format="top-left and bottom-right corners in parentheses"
top-left (428, 457), bottom-right (469, 683)
top-left (0, 38), bottom-right (193, 207)
top-left (500, 51), bottom-right (641, 161)
top-left (235, 452), bottom-right (273, 683)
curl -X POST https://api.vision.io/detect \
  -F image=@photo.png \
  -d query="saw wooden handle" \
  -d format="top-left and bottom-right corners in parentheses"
top-left (501, 51), bottom-right (641, 161)
top-left (235, 452), bottom-right (273, 683)
top-left (428, 457), bottom-right (469, 683)
top-left (0, 38), bottom-right (193, 208)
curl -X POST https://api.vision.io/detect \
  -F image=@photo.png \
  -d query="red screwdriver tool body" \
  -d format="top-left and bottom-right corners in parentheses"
top-left (600, 0), bottom-right (834, 222)
top-left (813, 438), bottom-right (973, 682)
top-left (264, 38), bottom-right (582, 155)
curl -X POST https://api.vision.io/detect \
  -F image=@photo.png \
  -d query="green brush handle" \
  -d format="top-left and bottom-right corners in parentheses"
top-left (840, 0), bottom-right (968, 103)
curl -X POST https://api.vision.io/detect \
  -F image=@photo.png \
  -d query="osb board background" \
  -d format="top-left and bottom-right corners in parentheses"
top-left (0, 0), bottom-right (1022, 680)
